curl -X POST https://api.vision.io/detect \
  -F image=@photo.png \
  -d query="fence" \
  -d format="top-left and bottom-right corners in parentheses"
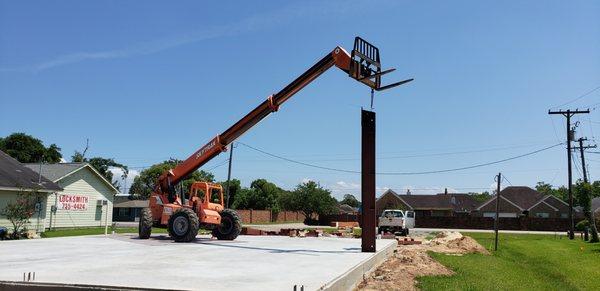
top-left (319, 214), bottom-right (584, 231)
top-left (234, 210), bottom-right (307, 224)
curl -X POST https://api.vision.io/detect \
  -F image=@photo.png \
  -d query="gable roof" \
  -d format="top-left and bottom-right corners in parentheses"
top-left (24, 163), bottom-right (84, 182)
top-left (377, 189), bottom-right (480, 212)
top-left (593, 197), bottom-right (600, 213)
top-left (24, 163), bottom-right (119, 194)
top-left (496, 186), bottom-right (545, 209)
top-left (0, 150), bottom-right (62, 192)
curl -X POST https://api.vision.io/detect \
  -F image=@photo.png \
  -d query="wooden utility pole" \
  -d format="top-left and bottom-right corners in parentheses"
top-left (225, 143), bottom-right (235, 208)
top-left (574, 138), bottom-right (599, 242)
top-left (494, 172), bottom-right (501, 251)
top-left (548, 109), bottom-right (589, 239)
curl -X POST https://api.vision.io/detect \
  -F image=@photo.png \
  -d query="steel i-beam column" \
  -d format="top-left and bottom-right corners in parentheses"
top-left (361, 109), bottom-right (376, 252)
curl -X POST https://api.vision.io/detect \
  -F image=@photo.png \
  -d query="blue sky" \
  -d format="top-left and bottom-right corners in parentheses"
top-left (1, 1), bottom-right (599, 199)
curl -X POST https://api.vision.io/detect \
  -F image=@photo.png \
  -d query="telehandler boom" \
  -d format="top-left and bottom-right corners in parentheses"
top-left (139, 37), bottom-right (411, 242)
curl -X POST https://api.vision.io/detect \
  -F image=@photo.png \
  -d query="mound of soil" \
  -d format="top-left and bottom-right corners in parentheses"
top-left (356, 247), bottom-right (453, 291)
top-left (357, 232), bottom-right (489, 290)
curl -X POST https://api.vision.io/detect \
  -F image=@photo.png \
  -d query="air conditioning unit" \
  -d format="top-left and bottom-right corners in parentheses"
top-left (97, 200), bottom-right (108, 206)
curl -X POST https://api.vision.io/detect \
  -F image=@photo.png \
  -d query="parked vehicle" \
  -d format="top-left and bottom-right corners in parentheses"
top-left (378, 209), bottom-right (415, 236)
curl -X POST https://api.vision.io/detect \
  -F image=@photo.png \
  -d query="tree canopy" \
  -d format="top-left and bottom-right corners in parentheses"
top-left (340, 194), bottom-right (360, 208)
top-left (129, 159), bottom-right (214, 199)
top-left (71, 151), bottom-right (127, 190)
top-left (231, 179), bottom-right (282, 213)
top-left (283, 181), bottom-right (338, 223)
top-left (0, 133), bottom-right (62, 163)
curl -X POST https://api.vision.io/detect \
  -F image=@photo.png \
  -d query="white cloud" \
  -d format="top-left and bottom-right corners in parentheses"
top-left (108, 167), bottom-right (140, 194)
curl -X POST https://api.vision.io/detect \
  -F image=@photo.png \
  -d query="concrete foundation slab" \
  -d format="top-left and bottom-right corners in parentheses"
top-left (0, 234), bottom-right (395, 291)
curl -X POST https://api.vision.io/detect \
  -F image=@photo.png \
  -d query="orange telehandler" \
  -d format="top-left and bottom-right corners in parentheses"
top-left (138, 37), bottom-right (412, 242)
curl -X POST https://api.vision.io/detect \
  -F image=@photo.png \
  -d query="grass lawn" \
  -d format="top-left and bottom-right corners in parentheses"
top-left (418, 232), bottom-right (600, 290)
top-left (40, 226), bottom-right (170, 238)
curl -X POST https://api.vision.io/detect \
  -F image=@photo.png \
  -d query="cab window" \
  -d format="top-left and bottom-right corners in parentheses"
top-left (210, 188), bottom-right (221, 203)
top-left (406, 211), bottom-right (414, 218)
top-left (393, 211), bottom-right (404, 218)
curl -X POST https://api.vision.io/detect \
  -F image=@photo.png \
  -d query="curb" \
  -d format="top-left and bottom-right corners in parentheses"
top-left (320, 240), bottom-right (396, 291)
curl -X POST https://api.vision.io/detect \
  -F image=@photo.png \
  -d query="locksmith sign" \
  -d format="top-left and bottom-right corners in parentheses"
top-left (58, 194), bottom-right (89, 211)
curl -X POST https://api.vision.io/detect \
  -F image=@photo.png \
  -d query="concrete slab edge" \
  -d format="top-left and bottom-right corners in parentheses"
top-left (0, 280), bottom-right (177, 291)
top-left (319, 240), bottom-right (396, 291)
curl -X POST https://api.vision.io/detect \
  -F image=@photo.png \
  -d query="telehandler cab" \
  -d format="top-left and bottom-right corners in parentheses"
top-left (138, 37), bottom-right (411, 242)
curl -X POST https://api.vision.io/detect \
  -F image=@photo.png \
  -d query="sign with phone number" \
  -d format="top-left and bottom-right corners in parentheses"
top-left (58, 194), bottom-right (89, 211)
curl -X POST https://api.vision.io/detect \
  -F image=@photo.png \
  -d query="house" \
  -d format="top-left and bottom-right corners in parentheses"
top-left (113, 194), bottom-right (149, 222)
top-left (24, 162), bottom-right (119, 230)
top-left (593, 197), bottom-right (600, 215)
top-left (376, 189), bottom-right (480, 218)
top-left (473, 186), bottom-right (575, 218)
top-left (0, 151), bottom-right (62, 233)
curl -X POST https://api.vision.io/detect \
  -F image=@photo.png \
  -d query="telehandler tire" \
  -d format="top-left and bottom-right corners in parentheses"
top-left (213, 209), bottom-right (242, 240)
top-left (168, 208), bottom-right (200, 242)
top-left (138, 208), bottom-right (153, 239)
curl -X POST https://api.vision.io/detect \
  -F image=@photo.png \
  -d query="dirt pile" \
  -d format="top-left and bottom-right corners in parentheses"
top-left (356, 247), bottom-right (453, 291)
top-left (428, 231), bottom-right (489, 255)
top-left (357, 232), bottom-right (489, 290)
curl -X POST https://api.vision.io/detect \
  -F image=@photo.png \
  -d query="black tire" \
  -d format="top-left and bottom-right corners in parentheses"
top-left (212, 209), bottom-right (242, 240)
top-left (168, 208), bottom-right (200, 242)
top-left (138, 208), bottom-right (153, 239)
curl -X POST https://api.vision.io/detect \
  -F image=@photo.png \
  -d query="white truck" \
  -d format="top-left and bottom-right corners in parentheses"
top-left (378, 209), bottom-right (415, 236)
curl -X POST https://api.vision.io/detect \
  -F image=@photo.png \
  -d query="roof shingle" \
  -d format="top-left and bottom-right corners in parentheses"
top-left (0, 150), bottom-right (62, 192)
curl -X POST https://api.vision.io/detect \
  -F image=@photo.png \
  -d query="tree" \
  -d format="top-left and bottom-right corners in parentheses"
top-left (573, 180), bottom-right (599, 242)
top-left (287, 181), bottom-right (337, 223)
top-left (129, 159), bottom-right (214, 199)
top-left (0, 133), bottom-right (62, 163)
top-left (71, 151), bottom-right (128, 190)
top-left (535, 181), bottom-right (568, 202)
top-left (340, 194), bottom-right (360, 208)
top-left (1, 190), bottom-right (42, 239)
top-left (219, 179), bottom-right (241, 208)
top-left (468, 191), bottom-right (491, 203)
top-left (231, 179), bottom-right (282, 213)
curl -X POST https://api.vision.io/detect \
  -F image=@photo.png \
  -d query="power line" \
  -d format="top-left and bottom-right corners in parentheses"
top-left (550, 85), bottom-right (600, 109)
top-left (237, 142), bottom-right (563, 176)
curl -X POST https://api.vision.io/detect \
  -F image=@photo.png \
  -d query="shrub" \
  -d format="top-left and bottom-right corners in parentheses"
top-left (576, 219), bottom-right (589, 231)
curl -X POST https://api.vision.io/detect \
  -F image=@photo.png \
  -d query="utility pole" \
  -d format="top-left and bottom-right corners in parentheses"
top-left (548, 109), bottom-right (589, 239)
top-left (574, 137), bottom-right (599, 242)
top-left (225, 143), bottom-right (235, 208)
top-left (494, 172), bottom-right (501, 251)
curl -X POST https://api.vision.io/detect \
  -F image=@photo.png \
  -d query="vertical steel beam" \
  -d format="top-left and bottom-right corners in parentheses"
top-left (361, 109), bottom-right (376, 252)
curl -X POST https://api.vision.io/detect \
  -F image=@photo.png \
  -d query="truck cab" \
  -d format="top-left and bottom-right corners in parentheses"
top-left (378, 209), bottom-right (415, 236)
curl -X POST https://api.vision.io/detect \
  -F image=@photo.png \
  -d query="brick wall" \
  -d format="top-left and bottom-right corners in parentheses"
top-left (320, 214), bottom-right (584, 231)
top-left (234, 210), bottom-right (306, 224)
top-left (414, 216), bottom-right (583, 231)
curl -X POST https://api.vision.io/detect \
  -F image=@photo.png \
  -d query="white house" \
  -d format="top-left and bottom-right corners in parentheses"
top-left (24, 162), bottom-right (119, 230)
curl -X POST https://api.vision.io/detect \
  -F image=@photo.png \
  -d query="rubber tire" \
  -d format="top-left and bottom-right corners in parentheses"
top-left (138, 208), bottom-right (152, 239)
top-left (212, 209), bottom-right (242, 240)
top-left (168, 208), bottom-right (200, 242)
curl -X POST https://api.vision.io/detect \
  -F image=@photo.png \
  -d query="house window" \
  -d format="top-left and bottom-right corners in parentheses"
top-left (483, 212), bottom-right (495, 218)
top-left (560, 213), bottom-right (568, 218)
top-left (535, 212), bottom-right (550, 218)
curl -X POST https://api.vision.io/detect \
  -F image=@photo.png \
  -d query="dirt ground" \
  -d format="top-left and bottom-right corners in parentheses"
top-left (356, 231), bottom-right (489, 291)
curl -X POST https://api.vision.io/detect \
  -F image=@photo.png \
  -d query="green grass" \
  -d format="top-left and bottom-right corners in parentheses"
top-left (40, 226), bottom-right (169, 238)
top-left (417, 233), bottom-right (600, 290)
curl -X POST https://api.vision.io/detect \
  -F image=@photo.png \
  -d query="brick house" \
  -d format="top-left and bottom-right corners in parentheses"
top-left (376, 189), bottom-right (480, 218)
top-left (473, 186), bottom-right (575, 218)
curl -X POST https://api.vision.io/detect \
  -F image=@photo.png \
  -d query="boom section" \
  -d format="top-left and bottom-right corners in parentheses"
top-left (159, 47), bottom-right (352, 191)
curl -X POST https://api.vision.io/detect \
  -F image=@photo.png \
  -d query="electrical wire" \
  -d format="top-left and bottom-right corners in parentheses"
top-left (549, 85), bottom-right (600, 109)
top-left (237, 142), bottom-right (564, 176)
